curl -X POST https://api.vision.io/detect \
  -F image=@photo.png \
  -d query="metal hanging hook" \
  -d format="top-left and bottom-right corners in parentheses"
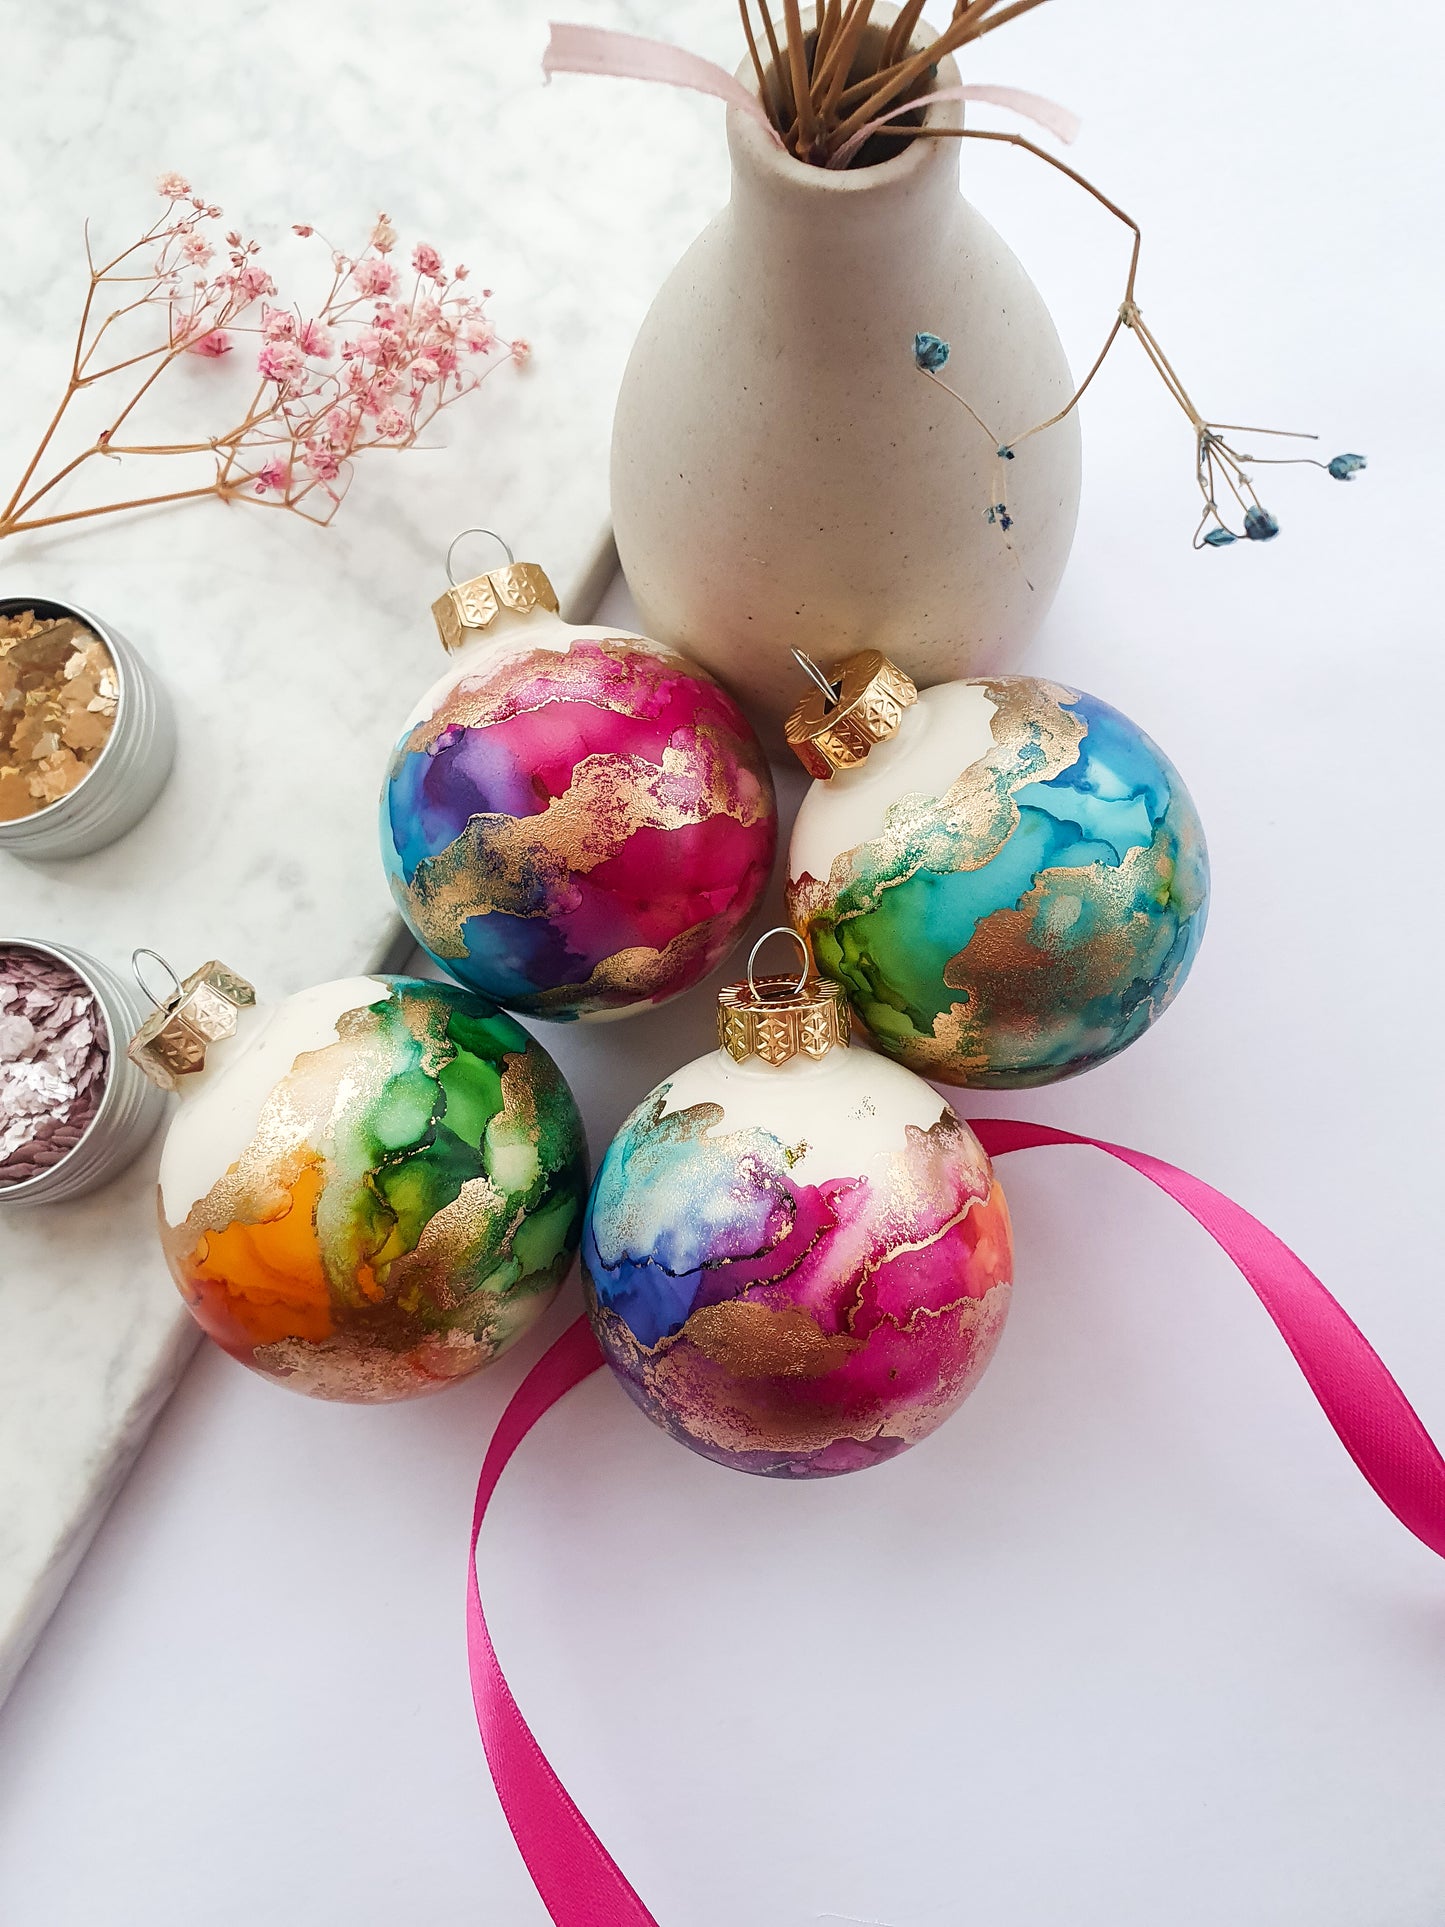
top-left (791, 648), bottom-right (841, 705)
top-left (445, 527), bottom-right (515, 586)
top-left (132, 948), bottom-right (183, 1013)
top-left (746, 926), bottom-right (812, 1000)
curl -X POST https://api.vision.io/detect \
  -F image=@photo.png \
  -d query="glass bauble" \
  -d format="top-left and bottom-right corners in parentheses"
top-left (381, 572), bottom-right (776, 1022)
top-left (154, 974), bottom-right (588, 1401)
top-left (583, 1024), bottom-right (1012, 1477)
top-left (788, 673), bottom-right (1209, 1087)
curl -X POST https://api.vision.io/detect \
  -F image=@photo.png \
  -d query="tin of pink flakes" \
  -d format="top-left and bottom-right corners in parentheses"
top-left (0, 942), bottom-right (165, 1205)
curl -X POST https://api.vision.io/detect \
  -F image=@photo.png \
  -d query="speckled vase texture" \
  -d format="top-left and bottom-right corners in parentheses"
top-left (611, 43), bottom-right (1082, 732)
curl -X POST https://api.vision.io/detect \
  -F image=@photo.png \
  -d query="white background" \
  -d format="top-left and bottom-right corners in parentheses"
top-left (3, 1), bottom-right (1445, 1923)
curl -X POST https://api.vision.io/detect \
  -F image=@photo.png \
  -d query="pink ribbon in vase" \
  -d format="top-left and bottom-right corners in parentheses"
top-left (541, 22), bottom-right (1081, 157)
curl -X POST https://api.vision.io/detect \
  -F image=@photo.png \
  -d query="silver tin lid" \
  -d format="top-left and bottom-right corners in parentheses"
top-left (0, 596), bottom-right (176, 860)
top-left (0, 940), bottom-right (168, 1206)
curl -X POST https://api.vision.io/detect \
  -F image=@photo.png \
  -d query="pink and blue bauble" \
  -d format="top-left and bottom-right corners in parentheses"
top-left (382, 630), bottom-right (777, 1022)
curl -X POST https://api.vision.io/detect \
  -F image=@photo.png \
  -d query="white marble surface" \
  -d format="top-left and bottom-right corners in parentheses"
top-left (3, 2), bottom-right (1445, 1924)
top-left (0, 0), bottom-right (733, 1703)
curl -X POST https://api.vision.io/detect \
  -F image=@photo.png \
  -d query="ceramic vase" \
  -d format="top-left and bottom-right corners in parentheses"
top-left (611, 39), bottom-right (1082, 733)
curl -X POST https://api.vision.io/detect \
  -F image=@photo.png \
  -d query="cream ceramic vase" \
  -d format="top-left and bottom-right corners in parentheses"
top-left (611, 51), bottom-right (1082, 733)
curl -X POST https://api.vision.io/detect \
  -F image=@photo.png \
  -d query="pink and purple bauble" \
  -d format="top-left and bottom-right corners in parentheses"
top-left (382, 625), bottom-right (777, 1021)
top-left (582, 1022), bottom-right (1014, 1477)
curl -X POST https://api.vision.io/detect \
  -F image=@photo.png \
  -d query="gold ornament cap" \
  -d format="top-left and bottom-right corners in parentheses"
top-left (126, 952), bottom-right (257, 1093)
top-left (431, 527), bottom-right (558, 653)
top-left (717, 929), bottom-right (849, 1066)
top-left (784, 648), bottom-right (918, 780)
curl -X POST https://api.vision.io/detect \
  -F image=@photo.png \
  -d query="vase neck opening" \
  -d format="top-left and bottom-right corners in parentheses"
top-left (752, 17), bottom-right (937, 171)
top-left (725, 40), bottom-right (963, 245)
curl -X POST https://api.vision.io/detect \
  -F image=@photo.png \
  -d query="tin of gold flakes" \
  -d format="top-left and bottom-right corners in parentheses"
top-left (0, 595), bottom-right (175, 860)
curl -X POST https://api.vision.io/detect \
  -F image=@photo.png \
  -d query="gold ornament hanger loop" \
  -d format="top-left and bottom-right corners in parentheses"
top-left (746, 925), bottom-right (812, 1001)
top-left (432, 529), bottom-right (559, 653)
top-left (445, 527), bottom-right (515, 586)
top-left (791, 648), bottom-right (841, 705)
top-left (132, 947), bottom-right (184, 1013)
top-left (126, 958), bottom-right (257, 1092)
top-left (718, 927), bottom-right (848, 1066)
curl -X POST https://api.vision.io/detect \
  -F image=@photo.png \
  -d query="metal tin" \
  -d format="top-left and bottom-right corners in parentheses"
top-left (0, 940), bottom-right (168, 1206)
top-left (0, 595), bottom-right (175, 859)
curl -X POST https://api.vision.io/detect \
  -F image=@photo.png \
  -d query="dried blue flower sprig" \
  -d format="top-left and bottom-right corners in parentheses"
top-left (906, 127), bottom-right (1366, 551)
top-left (913, 331), bottom-right (951, 374)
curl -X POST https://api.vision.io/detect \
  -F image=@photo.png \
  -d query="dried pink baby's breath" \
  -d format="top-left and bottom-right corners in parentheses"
top-left (257, 339), bottom-right (306, 384)
top-left (253, 458), bottom-right (289, 495)
top-left (188, 329), bottom-right (232, 358)
top-left (298, 319), bottom-right (334, 358)
top-left (352, 256), bottom-right (397, 298)
top-left (0, 183), bottom-right (523, 540)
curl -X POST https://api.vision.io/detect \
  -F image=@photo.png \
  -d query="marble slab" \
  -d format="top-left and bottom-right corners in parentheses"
top-left (0, 0), bottom-right (735, 1704)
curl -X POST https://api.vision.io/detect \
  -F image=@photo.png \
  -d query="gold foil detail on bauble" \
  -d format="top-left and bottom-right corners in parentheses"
top-left (162, 995), bottom-right (388, 1246)
top-left (900, 838), bottom-right (1182, 1081)
top-left (681, 1301), bottom-right (865, 1379)
top-left (406, 732), bottom-right (771, 959)
top-left (400, 633), bottom-right (729, 752)
top-left (519, 923), bottom-right (719, 1020)
top-left (253, 1327), bottom-right (494, 1403)
top-left (589, 1273), bottom-right (1011, 1459)
top-left (787, 676), bottom-right (1088, 933)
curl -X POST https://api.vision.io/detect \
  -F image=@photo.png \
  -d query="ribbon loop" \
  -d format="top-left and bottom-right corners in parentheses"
top-left (469, 1120), bottom-right (1445, 1924)
top-left (542, 24), bottom-right (1078, 167)
top-left (542, 23), bottom-right (784, 146)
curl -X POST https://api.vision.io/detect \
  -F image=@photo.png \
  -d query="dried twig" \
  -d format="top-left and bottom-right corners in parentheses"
top-left (742, 0), bottom-right (1052, 162)
top-left (815, 0), bottom-right (876, 120)
top-left (910, 130), bottom-right (1366, 546)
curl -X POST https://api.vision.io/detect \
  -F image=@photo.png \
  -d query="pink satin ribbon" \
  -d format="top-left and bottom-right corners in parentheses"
top-left (466, 1314), bottom-right (655, 1927)
top-left (543, 23), bottom-right (784, 145)
top-left (468, 1121), bottom-right (1445, 1924)
top-left (542, 23), bottom-right (1077, 158)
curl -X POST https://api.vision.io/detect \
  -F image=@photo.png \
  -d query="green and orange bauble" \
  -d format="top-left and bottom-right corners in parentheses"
top-left (128, 959), bottom-right (588, 1401)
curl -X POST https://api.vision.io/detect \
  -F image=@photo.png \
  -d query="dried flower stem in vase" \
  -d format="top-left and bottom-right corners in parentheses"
top-left (727, 0), bottom-right (1366, 543)
top-left (739, 0), bottom-right (1051, 166)
top-left (908, 130), bottom-right (1366, 546)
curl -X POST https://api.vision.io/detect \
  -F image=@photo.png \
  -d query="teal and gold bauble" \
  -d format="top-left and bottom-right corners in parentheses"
top-left (784, 651), bottom-right (1209, 1088)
